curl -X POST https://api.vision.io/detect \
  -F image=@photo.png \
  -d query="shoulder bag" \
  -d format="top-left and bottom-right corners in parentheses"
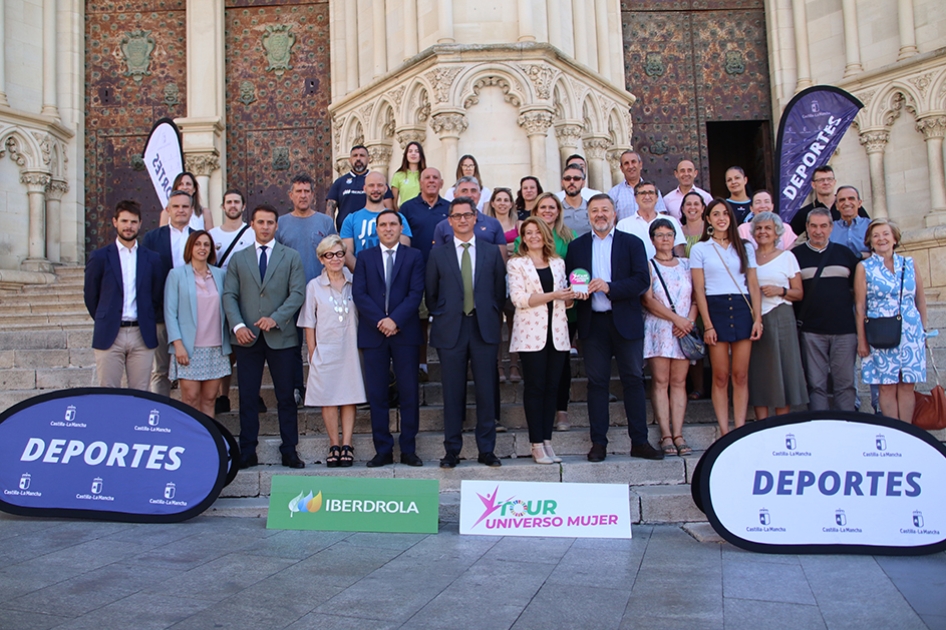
top-left (913, 339), bottom-right (946, 430)
top-left (864, 257), bottom-right (904, 350)
top-left (651, 261), bottom-right (705, 361)
top-left (216, 224), bottom-right (252, 268)
top-left (711, 242), bottom-right (754, 316)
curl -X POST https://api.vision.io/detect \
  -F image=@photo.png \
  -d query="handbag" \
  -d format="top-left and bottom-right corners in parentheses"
top-left (913, 341), bottom-right (946, 430)
top-left (864, 259), bottom-right (905, 350)
top-left (651, 261), bottom-right (705, 361)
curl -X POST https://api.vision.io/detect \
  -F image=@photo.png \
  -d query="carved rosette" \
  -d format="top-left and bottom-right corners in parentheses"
top-left (518, 111), bottom-right (554, 136)
top-left (395, 127), bottom-right (427, 147)
top-left (555, 124), bottom-right (583, 149)
top-left (859, 130), bottom-right (890, 154)
top-left (20, 171), bottom-right (52, 194)
top-left (583, 137), bottom-right (610, 160)
top-left (184, 153), bottom-right (221, 177)
top-left (916, 116), bottom-right (946, 141)
top-left (430, 113), bottom-right (468, 138)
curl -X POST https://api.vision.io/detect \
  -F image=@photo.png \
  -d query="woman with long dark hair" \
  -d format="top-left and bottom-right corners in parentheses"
top-left (160, 172), bottom-right (213, 230)
top-left (444, 154), bottom-right (492, 211)
top-left (391, 141), bottom-right (427, 209)
top-left (515, 176), bottom-right (543, 221)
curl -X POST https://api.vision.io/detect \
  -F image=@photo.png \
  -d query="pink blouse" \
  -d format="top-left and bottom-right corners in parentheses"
top-left (194, 269), bottom-right (222, 347)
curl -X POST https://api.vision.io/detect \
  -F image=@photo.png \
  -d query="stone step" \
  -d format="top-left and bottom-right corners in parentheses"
top-left (20, 282), bottom-right (84, 294)
top-left (0, 348), bottom-right (95, 369)
top-left (0, 302), bottom-right (91, 315)
top-left (0, 290), bottom-right (85, 305)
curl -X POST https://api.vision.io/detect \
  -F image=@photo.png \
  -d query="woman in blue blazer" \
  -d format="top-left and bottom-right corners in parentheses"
top-left (164, 231), bottom-right (232, 416)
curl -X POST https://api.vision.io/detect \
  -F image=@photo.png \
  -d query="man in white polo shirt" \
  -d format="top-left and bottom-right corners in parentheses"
top-left (616, 181), bottom-right (685, 259)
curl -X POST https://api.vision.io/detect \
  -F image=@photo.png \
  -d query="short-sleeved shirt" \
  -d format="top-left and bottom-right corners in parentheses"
top-left (560, 196), bottom-right (591, 236)
top-left (209, 223), bottom-right (255, 273)
top-left (391, 170), bottom-right (421, 205)
top-left (608, 180), bottom-right (668, 221)
top-left (727, 199), bottom-right (753, 225)
top-left (432, 212), bottom-right (506, 248)
top-left (275, 212), bottom-right (337, 283)
top-left (340, 208), bottom-right (413, 256)
top-left (615, 212), bottom-right (686, 260)
top-left (689, 240), bottom-right (757, 296)
top-left (326, 170), bottom-right (394, 232)
top-left (829, 216), bottom-right (870, 256)
top-left (663, 186), bottom-right (712, 221)
top-left (755, 250), bottom-right (800, 315)
top-left (791, 242), bottom-right (859, 335)
top-left (400, 195), bottom-right (450, 264)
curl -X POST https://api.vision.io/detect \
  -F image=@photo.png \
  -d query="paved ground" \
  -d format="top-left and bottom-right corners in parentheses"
top-left (0, 515), bottom-right (944, 630)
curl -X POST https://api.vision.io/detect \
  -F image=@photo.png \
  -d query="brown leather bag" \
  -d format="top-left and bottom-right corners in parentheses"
top-left (913, 343), bottom-right (946, 430)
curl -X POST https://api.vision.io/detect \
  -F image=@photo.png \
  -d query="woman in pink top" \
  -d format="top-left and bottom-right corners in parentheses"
top-left (164, 231), bottom-right (232, 416)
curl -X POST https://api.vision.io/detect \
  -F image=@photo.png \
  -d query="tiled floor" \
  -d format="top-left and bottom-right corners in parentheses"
top-left (0, 515), bottom-right (943, 629)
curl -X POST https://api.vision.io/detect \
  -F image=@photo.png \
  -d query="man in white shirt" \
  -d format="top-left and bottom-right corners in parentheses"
top-left (663, 159), bottom-right (713, 220)
top-left (616, 181), bottom-right (686, 259)
top-left (210, 189), bottom-right (255, 273)
top-left (608, 151), bottom-right (668, 220)
top-left (554, 154), bottom-right (602, 203)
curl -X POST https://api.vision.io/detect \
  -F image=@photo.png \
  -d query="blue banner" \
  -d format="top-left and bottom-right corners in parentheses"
top-left (775, 86), bottom-right (863, 223)
top-left (0, 389), bottom-right (230, 523)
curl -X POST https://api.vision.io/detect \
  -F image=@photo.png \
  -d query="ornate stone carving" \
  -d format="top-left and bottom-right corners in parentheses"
top-left (120, 30), bottom-right (156, 82)
top-left (131, 154), bottom-right (146, 171)
top-left (395, 127), bottom-right (427, 147)
top-left (916, 116), bottom-right (946, 140)
top-left (424, 67), bottom-right (462, 103)
top-left (518, 64), bottom-right (555, 100)
top-left (907, 72), bottom-right (934, 98)
top-left (20, 172), bottom-right (51, 193)
top-left (856, 90), bottom-right (875, 108)
top-left (185, 153), bottom-right (221, 176)
top-left (555, 124), bottom-right (583, 147)
top-left (47, 180), bottom-right (69, 201)
top-left (387, 85), bottom-right (406, 107)
top-left (463, 76), bottom-right (522, 109)
top-left (31, 132), bottom-right (51, 166)
top-left (272, 147), bottom-right (291, 170)
top-left (606, 149), bottom-right (624, 172)
top-left (332, 117), bottom-right (344, 153)
top-left (367, 145), bottom-right (392, 167)
top-left (262, 25), bottom-right (295, 76)
top-left (517, 111), bottom-right (554, 136)
top-left (4, 136), bottom-right (29, 167)
top-left (724, 50), bottom-right (746, 75)
top-left (650, 140), bottom-right (669, 155)
top-left (382, 107), bottom-right (396, 138)
top-left (430, 113), bottom-right (468, 137)
top-left (335, 157), bottom-right (349, 176)
top-left (583, 137), bottom-right (610, 159)
top-left (163, 83), bottom-right (180, 107)
top-left (417, 89), bottom-right (431, 122)
top-left (859, 130), bottom-right (890, 154)
top-left (239, 81), bottom-right (257, 106)
top-left (644, 53), bottom-right (664, 78)
top-left (359, 103), bottom-right (375, 126)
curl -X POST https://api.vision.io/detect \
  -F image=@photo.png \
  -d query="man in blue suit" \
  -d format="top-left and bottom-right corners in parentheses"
top-left (352, 210), bottom-right (426, 467)
top-left (566, 194), bottom-right (664, 462)
top-left (142, 190), bottom-right (194, 396)
top-left (84, 200), bottom-right (163, 391)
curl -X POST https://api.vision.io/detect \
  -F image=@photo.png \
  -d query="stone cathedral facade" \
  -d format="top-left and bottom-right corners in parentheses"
top-left (0, 1), bottom-right (944, 291)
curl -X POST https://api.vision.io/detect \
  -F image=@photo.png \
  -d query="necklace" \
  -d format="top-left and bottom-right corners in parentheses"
top-left (327, 282), bottom-right (351, 322)
top-left (654, 255), bottom-right (674, 262)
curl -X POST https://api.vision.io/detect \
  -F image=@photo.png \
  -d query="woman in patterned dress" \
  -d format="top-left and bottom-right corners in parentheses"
top-left (855, 219), bottom-right (928, 421)
top-left (641, 219), bottom-right (697, 456)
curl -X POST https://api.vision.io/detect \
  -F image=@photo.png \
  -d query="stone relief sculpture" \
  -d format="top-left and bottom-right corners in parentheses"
top-left (120, 30), bottom-right (157, 83)
top-left (262, 25), bottom-right (295, 76)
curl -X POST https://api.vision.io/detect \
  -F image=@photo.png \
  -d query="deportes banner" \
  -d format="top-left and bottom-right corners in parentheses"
top-left (692, 411), bottom-right (946, 555)
top-left (775, 86), bottom-right (863, 223)
top-left (0, 388), bottom-right (232, 523)
top-left (142, 117), bottom-right (184, 208)
top-left (459, 480), bottom-right (632, 539)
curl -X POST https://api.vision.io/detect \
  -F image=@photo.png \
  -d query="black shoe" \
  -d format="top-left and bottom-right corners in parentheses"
top-left (239, 453), bottom-right (259, 469)
top-left (367, 452), bottom-right (394, 468)
top-left (630, 443), bottom-right (665, 460)
top-left (477, 452), bottom-right (502, 467)
top-left (281, 452), bottom-right (305, 468)
top-left (214, 396), bottom-right (230, 414)
top-left (440, 452), bottom-right (460, 468)
top-left (587, 443), bottom-right (607, 462)
top-left (258, 396), bottom-right (267, 413)
top-left (400, 452), bottom-right (423, 467)
top-left (339, 445), bottom-right (354, 467)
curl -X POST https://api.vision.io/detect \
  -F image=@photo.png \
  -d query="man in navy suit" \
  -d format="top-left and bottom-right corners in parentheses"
top-left (426, 197), bottom-right (507, 468)
top-left (142, 190), bottom-right (194, 396)
top-left (566, 193), bottom-right (664, 462)
top-left (84, 200), bottom-right (163, 391)
top-left (352, 210), bottom-right (426, 467)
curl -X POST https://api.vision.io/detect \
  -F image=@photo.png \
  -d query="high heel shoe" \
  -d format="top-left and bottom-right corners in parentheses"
top-left (498, 360), bottom-right (507, 383)
top-left (543, 440), bottom-right (562, 463)
top-left (531, 443), bottom-right (553, 464)
top-left (508, 364), bottom-right (522, 383)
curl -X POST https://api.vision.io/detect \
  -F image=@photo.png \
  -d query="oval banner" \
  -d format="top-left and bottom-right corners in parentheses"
top-left (693, 411), bottom-right (946, 555)
top-left (0, 388), bottom-right (229, 523)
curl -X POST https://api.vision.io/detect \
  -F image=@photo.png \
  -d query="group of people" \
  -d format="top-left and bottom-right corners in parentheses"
top-left (84, 145), bottom-right (931, 472)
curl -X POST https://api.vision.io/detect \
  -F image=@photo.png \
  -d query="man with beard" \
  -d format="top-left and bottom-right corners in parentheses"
top-left (326, 145), bottom-right (393, 231)
top-left (558, 164), bottom-right (591, 236)
top-left (341, 171), bottom-right (412, 271)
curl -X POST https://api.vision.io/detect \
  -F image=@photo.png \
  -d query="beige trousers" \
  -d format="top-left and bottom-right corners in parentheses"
top-left (94, 326), bottom-right (155, 391)
top-left (150, 322), bottom-right (171, 396)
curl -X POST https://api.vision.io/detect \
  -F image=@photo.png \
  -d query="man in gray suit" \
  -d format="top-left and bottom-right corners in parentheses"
top-left (426, 197), bottom-right (507, 468)
top-left (223, 204), bottom-right (307, 469)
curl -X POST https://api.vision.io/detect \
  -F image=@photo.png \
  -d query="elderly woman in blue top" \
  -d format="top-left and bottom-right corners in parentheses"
top-left (164, 230), bottom-right (232, 416)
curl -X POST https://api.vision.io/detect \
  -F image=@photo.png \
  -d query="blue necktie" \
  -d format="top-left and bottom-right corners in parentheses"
top-left (259, 245), bottom-right (268, 282)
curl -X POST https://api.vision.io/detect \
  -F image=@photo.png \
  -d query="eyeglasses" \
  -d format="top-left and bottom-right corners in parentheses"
top-left (652, 233), bottom-right (675, 240)
top-left (562, 176), bottom-right (584, 182)
top-left (449, 212), bottom-right (476, 221)
top-left (813, 177), bottom-right (835, 184)
top-left (321, 251), bottom-right (346, 259)
top-left (636, 190), bottom-right (657, 197)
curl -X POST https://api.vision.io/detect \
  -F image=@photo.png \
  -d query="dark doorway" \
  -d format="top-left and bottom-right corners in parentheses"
top-left (706, 120), bottom-right (773, 199)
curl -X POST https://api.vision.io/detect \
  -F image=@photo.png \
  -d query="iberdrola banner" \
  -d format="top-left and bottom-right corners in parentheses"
top-left (142, 117), bottom-right (184, 208)
top-left (775, 86), bottom-right (863, 223)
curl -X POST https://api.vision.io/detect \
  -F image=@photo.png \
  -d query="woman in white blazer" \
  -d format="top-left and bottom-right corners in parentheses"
top-left (508, 217), bottom-right (575, 463)
top-left (164, 230), bottom-right (232, 417)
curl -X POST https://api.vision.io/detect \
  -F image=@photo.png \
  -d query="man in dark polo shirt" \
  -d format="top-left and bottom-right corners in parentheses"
top-left (789, 165), bottom-right (870, 237)
top-left (326, 144), bottom-right (393, 232)
top-left (792, 207), bottom-right (861, 411)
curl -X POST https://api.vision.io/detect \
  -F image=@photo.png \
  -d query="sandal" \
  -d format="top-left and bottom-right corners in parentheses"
top-left (326, 445), bottom-right (341, 468)
top-left (688, 390), bottom-right (703, 401)
top-left (673, 436), bottom-right (692, 457)
top-left (660, 436), bottom-right (676, 456)
top-left (339, 445), bottom-right (354, 468)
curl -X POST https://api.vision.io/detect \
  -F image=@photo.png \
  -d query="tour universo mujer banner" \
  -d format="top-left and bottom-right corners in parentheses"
top-left (0, 388), bottom-right (231, 523)
top-left (692, 411), bottom-right (946, 555)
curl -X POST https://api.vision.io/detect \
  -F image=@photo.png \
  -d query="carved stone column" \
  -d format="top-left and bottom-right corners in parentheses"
top-left (431, 112), bottom-right (468, 178)
top-left (583, 136), bottom-right (611, 192)
top-left (184, 152), bottom-right (220, 215)
top-left (554, 122), bottom-right (583, 176)
top-left (519, 109), bottom-right (554, 184)
top-left (366, 142), bottom-right (393, 177)
top-left (897, 0), bottom-right (918, 60)
top-left (395, 126), bottom-right (427, 149)
top-left (45, 179), bottom-right (68, 264)
top-left (0, 4), bottom-right (9, 107)
top-left (841, 0), bottom-right (863, 77)
top-left (606, 148), bottom-right (627, 190)
top-left (859, 129), bottom-right (890, 219)
top-left (21, 171), bottom-right (52, 272)
top-left (791, 0), bottom-right (813, 91)
top-left (41, 0), bottom-right (59, 118)
top-left (917, 116), bottom-right (946, 226)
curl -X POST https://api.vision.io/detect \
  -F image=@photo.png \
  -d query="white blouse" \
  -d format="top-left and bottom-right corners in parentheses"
top-left (755, 250), bottom-right (800, 315)
top-left (690, 240), bottom-right (757, 296)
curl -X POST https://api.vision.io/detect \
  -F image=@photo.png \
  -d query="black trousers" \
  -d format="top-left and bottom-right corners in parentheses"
top-left (234, 336), bottom-right (299, 457)
top-left (556, 319), bottom-right (578, 412)
top-left (363, 340), bottom-right (420, 455)
top-left (519, 332), bottom-right (568, 443)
